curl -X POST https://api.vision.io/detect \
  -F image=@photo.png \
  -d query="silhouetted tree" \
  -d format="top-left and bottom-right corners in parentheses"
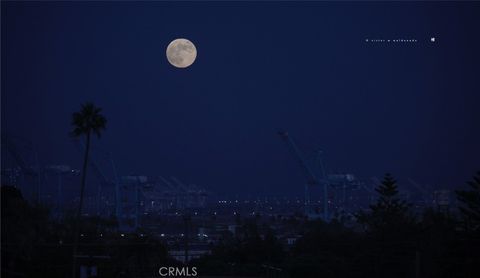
top-left (354, 174), bottom-right (418, 277)
top-left (456, 171), bottom-right (480, 232)
top-left (70, 102), bottom-right (107, 277)
top-left (1, 186), bottom-right (70, 278)
top-left (356, 173), bottom-right (415, 238)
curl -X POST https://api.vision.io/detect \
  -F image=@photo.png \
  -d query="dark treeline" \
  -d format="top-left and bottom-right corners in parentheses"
top-left (2, 171), bottom-right (480, 277)
top-left (1, 185), bottom-right (177, 277)
top-left (192, 172), bottom-right (480, 278)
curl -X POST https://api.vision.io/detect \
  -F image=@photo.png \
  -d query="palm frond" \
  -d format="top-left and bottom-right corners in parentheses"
top-left (70, 102), bottom-right (107, 138)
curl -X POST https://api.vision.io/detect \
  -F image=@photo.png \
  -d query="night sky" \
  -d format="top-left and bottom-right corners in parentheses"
top-left (2, 2), bottom-right (479, 197)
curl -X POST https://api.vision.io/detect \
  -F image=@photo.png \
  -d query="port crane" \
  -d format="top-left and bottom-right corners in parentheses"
top-left (2, 135), bottom-right (41, 202)
top-left (278, 130), bottom-right (329, 220)
top-left (73, 139), bottom-right (122, 221)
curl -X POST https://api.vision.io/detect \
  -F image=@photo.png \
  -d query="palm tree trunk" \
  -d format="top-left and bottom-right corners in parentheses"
top-left (72, 131), bottom-right (90, 278)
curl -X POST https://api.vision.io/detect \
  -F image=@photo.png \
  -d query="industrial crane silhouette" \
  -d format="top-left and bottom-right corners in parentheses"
top-left (2, 135), bottom-right (41, 202)
top-left (44, 164), bottom-right (76, 217)
top-left (408, 178), bottom-right (433, 205)
top-left (278, 130), bottom-right (329, 221)
top-left (158, 176), bottom-right (183, 209)
top-left (73, 139), bottom-right (122, 221)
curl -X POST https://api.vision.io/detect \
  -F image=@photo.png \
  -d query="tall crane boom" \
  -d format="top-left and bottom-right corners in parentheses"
top-left (2, 135), bottom-right (38, 176)
top-left (278, 131), bottom-right (328, 220)
top-left (72, 139), bottom-right (121, 221)
top-left (277, 131), bottom-right (319, 185)
top-left (2, 135), bottom-right (41, 203)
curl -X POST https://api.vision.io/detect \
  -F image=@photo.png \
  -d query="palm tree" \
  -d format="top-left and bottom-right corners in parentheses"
top-left (70, 102), bottom-right (106, 278)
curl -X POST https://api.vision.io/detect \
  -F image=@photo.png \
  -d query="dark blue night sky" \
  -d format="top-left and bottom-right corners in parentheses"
top-left (2, 2), bottom-right (479, 197)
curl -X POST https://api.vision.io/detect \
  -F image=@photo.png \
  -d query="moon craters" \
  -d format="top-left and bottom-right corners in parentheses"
top-left (166, 38), bottom-right (197, 68)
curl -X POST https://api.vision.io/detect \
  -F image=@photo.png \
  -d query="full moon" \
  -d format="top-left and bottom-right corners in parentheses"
top-left (166, 38), bottom-right (197, 68)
